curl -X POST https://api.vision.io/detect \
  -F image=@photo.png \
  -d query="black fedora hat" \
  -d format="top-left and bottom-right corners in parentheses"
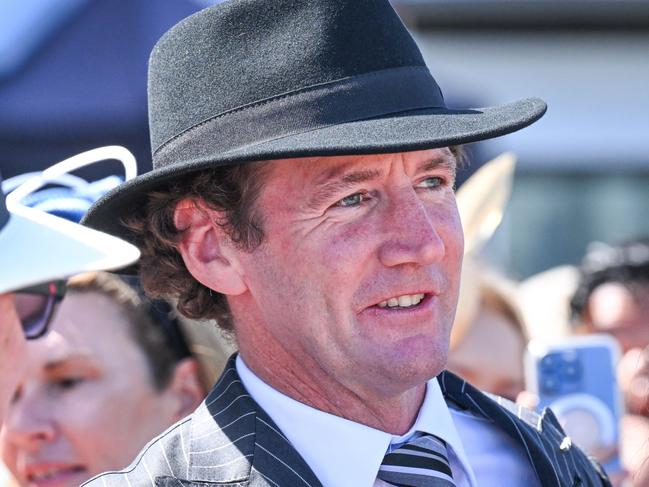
top-left (83, 0), bottom-right (546, 238)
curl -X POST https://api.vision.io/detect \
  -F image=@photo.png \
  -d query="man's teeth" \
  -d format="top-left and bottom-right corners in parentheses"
top-left (30, 469), bottom-right (62, 481)
top-left (31, 471), bottom-right (56, 481)
top-left (377, 293), bottom-right (425, 308)
top-left (29, 466), bottom-right (82, 481)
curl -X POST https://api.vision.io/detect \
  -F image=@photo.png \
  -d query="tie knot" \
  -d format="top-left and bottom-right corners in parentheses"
top-left (378, 433), bottom-right (456, 486)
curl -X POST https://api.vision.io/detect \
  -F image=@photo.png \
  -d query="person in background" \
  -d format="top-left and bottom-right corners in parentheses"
top-left (570, 238), bottom-right (649, 486)
top-left (570, 238), bottom-right (649, 355)
top-left (570, 238), bottom-right (649, 414)
top-left (1, 271), bottom-right (205, 487)
top-left (5, 155), bottom-right (236, 392)
top-left (0, 173), bottom-right (139, 422)
top-left (447, 268), bottom-right (528, 401)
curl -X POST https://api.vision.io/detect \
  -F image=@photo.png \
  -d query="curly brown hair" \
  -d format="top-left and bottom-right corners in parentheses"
top-left (124, 147), bottom-right (465, 333)
top-left (122, 162), bottom-right (267, 332)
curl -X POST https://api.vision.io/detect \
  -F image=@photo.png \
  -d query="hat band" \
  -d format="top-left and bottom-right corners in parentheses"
top-left (153, 66), bottom-right (445, 168)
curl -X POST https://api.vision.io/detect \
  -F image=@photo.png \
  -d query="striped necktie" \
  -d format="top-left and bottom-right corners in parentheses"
top-left (377, 433), bottom-right (457, 486)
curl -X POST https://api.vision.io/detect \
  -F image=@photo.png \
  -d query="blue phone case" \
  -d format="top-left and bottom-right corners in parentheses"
top-left (525, 335), bottom-right (622, 473)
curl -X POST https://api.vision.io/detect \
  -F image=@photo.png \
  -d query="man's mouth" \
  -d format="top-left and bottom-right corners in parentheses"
top-left (376, 293), bottom-right (426, 309)
top-left (25, 464), bottom-right (87, 487)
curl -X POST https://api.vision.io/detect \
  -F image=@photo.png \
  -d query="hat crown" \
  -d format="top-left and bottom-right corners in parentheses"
top-left (148, 0), bottom-right (428, 155)
top-left (84, 0), bottom-right (545, 241)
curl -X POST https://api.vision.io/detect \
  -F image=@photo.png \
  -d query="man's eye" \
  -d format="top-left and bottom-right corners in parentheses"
top-left (55, 377), bottom-right (84, 390)
top-left (416, 177), bottom-right (444, 190)
top-left (335, 193), bottom-right (365, 208)
top-left (11, 385), bottom-right (23, 404)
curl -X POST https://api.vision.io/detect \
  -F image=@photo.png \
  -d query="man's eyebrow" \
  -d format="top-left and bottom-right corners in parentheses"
top-left (307, 168), bottom-right (381, 210)
top-left (416, 154), bottom-right (457, 175)
top-left (44, 353), bottom-right (96, 372)
top-left (306, 154), bottom-right (457, 210)
top-left (416, 155), bottom-right (458, 188)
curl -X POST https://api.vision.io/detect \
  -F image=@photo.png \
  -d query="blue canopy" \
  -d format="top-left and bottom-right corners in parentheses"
top-left (0, 0), bottom-right (213, 179)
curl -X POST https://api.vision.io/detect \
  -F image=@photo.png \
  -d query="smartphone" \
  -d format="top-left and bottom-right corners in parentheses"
top-left (524, 334), bottom-right (623, 473)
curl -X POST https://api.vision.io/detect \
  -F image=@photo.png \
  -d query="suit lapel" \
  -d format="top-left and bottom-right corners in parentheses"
top-left (187, 364), bottom-right (256, 483)
top-left (158, 354), bottom-right (322, 487)
top-left (438, 370), bottom-right (567, 486)
top-left (249, 405), bottom-right (323, 487)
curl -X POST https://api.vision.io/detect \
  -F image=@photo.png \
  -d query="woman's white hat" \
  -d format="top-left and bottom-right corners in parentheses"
top-left (0, 147), bottom-right (140, 293)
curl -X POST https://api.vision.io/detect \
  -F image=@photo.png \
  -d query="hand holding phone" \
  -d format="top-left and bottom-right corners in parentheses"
top-left (524, 334), bottom-right (623, 474)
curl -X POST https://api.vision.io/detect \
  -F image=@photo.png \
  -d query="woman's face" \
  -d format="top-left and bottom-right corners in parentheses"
top-left (1, 290), bottom-right (182, 487)
top-left (0, 294), bottom-right (27, 422)
top-left (447, 306), bottom-right (526, 401)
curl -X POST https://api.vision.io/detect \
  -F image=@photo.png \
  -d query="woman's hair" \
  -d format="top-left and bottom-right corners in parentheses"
top-left (67, 272), bottom-right (191, 390)
top-left (122, 147), bottom-right (466, 333)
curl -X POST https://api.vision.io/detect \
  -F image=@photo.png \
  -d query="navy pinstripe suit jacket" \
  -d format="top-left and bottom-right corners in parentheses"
top-left (83, 355), bottom-right (610, 487)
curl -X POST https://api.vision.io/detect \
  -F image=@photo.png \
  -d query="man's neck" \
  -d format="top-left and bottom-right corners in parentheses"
top-left (237, 336), bottom-right (426, 435)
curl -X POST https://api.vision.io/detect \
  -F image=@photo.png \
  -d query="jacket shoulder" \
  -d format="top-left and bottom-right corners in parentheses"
top-left (485, 391), bottom-right (612, 486)
top-left (439, 371), bottom-right (611, 486)
top-left (82, 415), bottom-right (192, 487)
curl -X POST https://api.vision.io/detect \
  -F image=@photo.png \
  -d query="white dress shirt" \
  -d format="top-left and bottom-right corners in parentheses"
top-left (236, 356), bottom-right (540, 487)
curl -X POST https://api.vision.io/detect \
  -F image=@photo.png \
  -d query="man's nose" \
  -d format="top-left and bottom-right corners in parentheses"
top-left (377, 189), bottom-right (447, 268)
top-left (3, 393), bottom-right (56, 451)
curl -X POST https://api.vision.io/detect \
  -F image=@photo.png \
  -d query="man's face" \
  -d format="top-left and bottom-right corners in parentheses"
top-left (0, 294), bottom-right (27, 421)
top-left (587, 281), bottom-right (649, 353)
top-left (234, 149), bottom-right (463, 398)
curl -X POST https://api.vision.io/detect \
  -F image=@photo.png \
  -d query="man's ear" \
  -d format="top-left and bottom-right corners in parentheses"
top-left (173, 198), bottom-right (247, 296)
top-left (164, 358), bottom-right (205, 420)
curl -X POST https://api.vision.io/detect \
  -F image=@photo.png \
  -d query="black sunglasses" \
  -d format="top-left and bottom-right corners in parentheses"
top-left (14, 281), bottom-right (67, 339)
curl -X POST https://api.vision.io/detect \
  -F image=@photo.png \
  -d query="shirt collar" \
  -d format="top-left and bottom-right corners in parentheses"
top-left (236, 355), bottom-right (476, 487)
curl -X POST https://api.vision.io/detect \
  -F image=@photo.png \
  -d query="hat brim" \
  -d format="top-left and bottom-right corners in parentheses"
top-left (83, 97), bottom-right (546, 244)
top-left (0, 205), bottom-right (140, 293)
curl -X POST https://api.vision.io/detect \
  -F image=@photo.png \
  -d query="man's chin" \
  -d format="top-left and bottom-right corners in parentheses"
top-left (386, 334), bottom-right (449, 370)
top-left (357, 347), bottom-right (449, 397)
top-left (388, 357), bottom-right (447, 385)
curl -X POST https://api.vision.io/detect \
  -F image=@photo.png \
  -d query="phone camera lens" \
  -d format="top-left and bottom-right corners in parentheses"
top-left (541, 354), bottom-right (560, 372)
top-left (542, 375), bottom-right (558, 394)
top-left (561, 359), bottom-right (582, 382)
